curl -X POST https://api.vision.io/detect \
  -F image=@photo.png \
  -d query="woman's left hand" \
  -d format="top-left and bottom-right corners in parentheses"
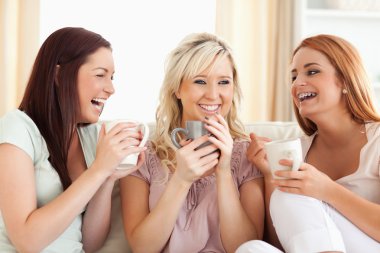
top-left (273, 160), bottom-right (335, 202)
top-left (108, 151), bottom-right (146, 183)
top-left (204, 113), bottom-right (233, 173)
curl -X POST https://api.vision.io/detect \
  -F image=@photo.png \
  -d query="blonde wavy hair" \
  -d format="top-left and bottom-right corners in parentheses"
top-left (292, 34), bottom-right (380, 136)
top-left (152, 32), bottom-right (247, 174)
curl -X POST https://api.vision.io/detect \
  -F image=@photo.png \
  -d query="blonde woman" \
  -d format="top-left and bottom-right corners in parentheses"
top-left (239, 34), bottom-right (380, 252)
top-left (120, 32), bottom-right (265, 253)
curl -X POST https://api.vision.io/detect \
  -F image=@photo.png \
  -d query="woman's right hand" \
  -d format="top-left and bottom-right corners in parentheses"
top-left (93, 123), bottom-right (146, 176)
top-left (175, 135), bottom-right (219, 184)
top-left (246, 133), bottom-right (272, 177)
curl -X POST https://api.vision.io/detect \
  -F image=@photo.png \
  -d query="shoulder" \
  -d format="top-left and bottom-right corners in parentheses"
top-left (129, 141), bottom-right (163, 183)
top-left (366, 122), bottom-right (380, 138)
top-left (0, 109), bottom-right (39, 134)
top-left (231, 139), bottom-right (262, 184)
top-left (0, 110), bottom-right (43, 160)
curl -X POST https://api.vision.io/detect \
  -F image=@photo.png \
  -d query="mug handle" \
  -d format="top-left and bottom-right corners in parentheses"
top-left (170, 128), bottom-right (188, 149)
top-left (138, 122), bottom-right (150, 147)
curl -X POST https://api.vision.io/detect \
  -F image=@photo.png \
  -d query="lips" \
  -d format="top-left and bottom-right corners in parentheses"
top-left (91, 98), bottom-right (107, 113)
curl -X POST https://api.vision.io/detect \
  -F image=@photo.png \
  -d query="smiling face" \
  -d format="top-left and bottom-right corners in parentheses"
top-left (175, 55), bottom-right (234, 125)
top-left (77, 47), bottom-right (115, 123)
top-left (290, 47), bottom-right (347, 120)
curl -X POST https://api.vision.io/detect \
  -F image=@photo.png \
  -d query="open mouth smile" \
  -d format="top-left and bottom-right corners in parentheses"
top-left (298, 92), bottom-right (317, 102)
top-left (91, 98), bottom-right (107, 113)
top-left (199, 104), bottom-right (220, 113)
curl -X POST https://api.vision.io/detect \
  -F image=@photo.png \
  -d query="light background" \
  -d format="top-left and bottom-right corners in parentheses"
top-left (40, 0), bottom-right (216, 123)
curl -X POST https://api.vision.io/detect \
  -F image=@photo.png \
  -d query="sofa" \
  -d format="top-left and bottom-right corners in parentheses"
top-left (96, 121), bottom-right (303, 253)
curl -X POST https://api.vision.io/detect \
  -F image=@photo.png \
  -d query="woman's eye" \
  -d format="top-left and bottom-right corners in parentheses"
top-left (291, 75), bottom-right (297, 82)
top-left (307, 70), bottom-right (319, 76)
top-left (111, 75), bottom-right (114, 81)
top-left (194, 79), bottom-right (206, 85)
top-left (219, 80), bottom-right (230, 85)
top-left (96, 74), bottom-right (105, 78)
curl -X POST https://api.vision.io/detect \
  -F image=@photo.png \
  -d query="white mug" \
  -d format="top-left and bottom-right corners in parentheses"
top-left (105, 119), bottom-right (149, 170)
top-left (264, 138), bottom-right (302, 179)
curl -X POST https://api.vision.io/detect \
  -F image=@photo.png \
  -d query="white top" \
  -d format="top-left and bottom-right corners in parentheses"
top-left (301, 122), bottom-right (380, 204)
top-left (0, 110), bottom-right (98, 252)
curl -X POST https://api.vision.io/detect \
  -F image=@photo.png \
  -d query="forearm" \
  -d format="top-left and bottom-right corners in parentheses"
top-left (82, 177), bottom-right (115, 252)
top-left (8, 165), bottom-right (109, 252)
top-left (327, 182), bottom-right (380, 241)
top-left (263, 177), bottom-right (282, 249)
top-left (217, 171), bottom-right (257, 253)
top-left (128, 174), bottom-right (191, 253)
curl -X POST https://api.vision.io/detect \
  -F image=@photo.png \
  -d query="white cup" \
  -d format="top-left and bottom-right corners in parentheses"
top-left (264, 138), bottom-right (302, 179)
top-left (105, 119), bottom-right (149, 170)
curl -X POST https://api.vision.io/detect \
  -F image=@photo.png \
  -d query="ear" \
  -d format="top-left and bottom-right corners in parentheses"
top-left (54, 65), bottom-right (60, 86)
top-left (175, 90), bottom-right (181, 99)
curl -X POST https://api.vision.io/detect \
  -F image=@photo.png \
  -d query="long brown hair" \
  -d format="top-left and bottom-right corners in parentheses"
top-left (292, 34), bottom-right (380, 136)
top-left (19, 27), bottom-right (111, 189)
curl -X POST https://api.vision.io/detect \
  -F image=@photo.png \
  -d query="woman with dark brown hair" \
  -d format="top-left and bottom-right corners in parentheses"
top-left (0, 27), bottom-right (145, 252)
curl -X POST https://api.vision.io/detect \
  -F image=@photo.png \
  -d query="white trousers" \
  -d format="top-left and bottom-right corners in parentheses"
top-left (236, 190), bottom-right (380, 253)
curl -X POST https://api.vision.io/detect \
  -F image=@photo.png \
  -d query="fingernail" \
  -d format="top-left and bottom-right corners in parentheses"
top-left (215, 111), bottom-right (219, 115)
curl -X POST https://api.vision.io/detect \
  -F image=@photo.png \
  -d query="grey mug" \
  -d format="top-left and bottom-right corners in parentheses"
top-left (170, 121), bottom-right (211, 149)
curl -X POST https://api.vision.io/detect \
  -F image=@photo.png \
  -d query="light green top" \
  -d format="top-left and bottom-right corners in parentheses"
top-left (0, 109), bottom-right (98, 252)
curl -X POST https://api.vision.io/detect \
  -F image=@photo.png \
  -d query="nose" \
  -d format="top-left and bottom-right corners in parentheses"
top-left (292, 76), bottom-right (307, 87)
top-left (205, 84), bottom-right (219, 99)
top-left (104, 81), bottom-right (115, 95)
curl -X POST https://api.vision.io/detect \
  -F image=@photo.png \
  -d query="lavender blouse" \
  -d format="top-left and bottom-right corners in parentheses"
top-left (130, 140), bottom-right (262, 253)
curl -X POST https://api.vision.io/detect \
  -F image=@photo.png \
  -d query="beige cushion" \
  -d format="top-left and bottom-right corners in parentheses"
top-left (95, 121), bottom-right (302, 253)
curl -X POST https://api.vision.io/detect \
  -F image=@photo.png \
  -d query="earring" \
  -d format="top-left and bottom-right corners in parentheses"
top-left (342, 88), bottom-right (348, 94)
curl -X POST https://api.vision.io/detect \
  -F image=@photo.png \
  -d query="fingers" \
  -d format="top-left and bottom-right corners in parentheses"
top-left (203, 115), bottom-right (230, 143)
top-left (122, 146), bottom-right (147, 157)
top-left (250, 132), bottom-right (272, 143)
top-left (184, 135), bottom-right (213, 151)
top-left (178, 138), bottom-right (192, 147)
top-left (107, 122), bottom-right (138, 135)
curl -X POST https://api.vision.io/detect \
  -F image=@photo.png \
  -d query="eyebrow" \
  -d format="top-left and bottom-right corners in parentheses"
top-left (291, 62), bottom-right (321, 73)
top-left (92, 67), bottom-right (109, 72)
top-left (193, 74), bottom-right (232, 79)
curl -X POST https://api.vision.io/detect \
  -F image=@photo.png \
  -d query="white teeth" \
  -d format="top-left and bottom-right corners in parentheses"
top-left (200, 104), bottom-right (219, 111)
top-left (92, 98), bottom-right (107, 104)
top-left (298, 92), bottom-right (316, 101)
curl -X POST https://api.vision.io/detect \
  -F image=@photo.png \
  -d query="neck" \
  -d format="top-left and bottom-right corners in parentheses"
top-left (314, 117), bottom-right (364, 148)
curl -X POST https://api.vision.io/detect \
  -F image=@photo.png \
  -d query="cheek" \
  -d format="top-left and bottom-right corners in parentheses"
top-left (221, 90), bottom-right (234, 108)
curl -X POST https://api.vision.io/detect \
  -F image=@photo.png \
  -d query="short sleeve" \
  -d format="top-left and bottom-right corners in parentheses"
top-left (0, 110), bottom-right (39, 161)
top-left (129, 142), bottom-right (155, 183)
top-left (231, 141), bottom-right (263, 187)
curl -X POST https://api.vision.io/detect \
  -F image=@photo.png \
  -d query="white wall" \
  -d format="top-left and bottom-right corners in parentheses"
top-left (40, 0), bottom-right (216, 123)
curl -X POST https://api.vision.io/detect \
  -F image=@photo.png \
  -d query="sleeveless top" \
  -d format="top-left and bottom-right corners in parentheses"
top-left (301, 122), bottom-right (380, 204)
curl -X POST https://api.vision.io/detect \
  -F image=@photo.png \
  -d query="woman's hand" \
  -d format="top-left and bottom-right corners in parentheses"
top-left (93, 123), bottom-right (147, 178)
top-left (204, 113), bottom-right (233, 174)
top-left (175, 135), bottom-right (220, 184)
top-left (273, 160), bottom-right (335, 202)
top-left (246, 133), bottom-right (272, 177)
